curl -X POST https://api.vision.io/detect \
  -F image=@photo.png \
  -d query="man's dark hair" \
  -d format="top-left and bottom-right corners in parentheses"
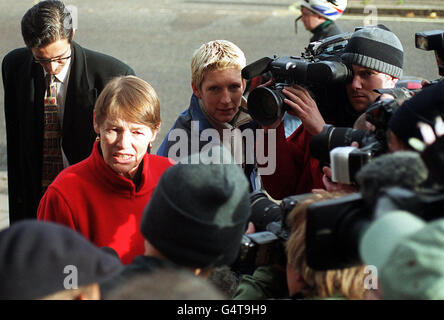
top-left (21, 0), bottom-right (74, 49)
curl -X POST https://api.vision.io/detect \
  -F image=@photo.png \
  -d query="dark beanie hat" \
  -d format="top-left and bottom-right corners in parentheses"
top-left (388, 81), bottom-right (444, 145)
top-left (0, 221), bottom-right (123, 300)
top-left (342, 24), bottom-right (404, 78)
top-left (140, 147), bottom-right (251, 269)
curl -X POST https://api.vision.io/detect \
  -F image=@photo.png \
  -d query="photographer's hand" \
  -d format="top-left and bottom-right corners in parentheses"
top-left (317, 166), bottom-right (358, 193)
top-left (245, 222), bottom-right (256, 235)
top-left (373, 87), bottom-right (412, 105)
top-left (421, 79), bottom-right (433, 88)
top-left (353, 113), bottom-right (376, 131)
top-left (314, 142), bottom-right (360, 193)
top-left (379, 93), bottom-right (395, 101)
top-left (282, 84), bottom-right (325, 136)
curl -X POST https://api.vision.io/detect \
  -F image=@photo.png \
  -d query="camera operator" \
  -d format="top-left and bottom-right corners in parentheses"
top-left (233, 150), bottom-right (429, 299)
top-left (259, 25), bottom-right (405, 199)
top-left (300, 115), bottom-right (444, 300)
top-left (317, 30), bottom-right (444, 191)
top-left (233, 192), bottom-right (369, 300)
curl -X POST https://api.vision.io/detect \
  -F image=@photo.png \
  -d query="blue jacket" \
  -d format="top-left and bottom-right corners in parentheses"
top-left (157, 94), bottom-right (261, 191)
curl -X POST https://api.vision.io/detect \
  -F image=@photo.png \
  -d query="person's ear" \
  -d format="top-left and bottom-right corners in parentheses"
top-left (149, 124), bottom-right (161, 151)
top-left (93, 112), bottom-right (100, 135)
top-left (192, 83), bottom-right (202, 99)
top-left (286, 263), bottom-right (307, 296)
top-left (152, 122), bottom-right (161, 139)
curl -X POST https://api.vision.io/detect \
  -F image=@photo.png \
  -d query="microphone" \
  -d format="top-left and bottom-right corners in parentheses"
top-left (355, 151), bottom-right (428, 209)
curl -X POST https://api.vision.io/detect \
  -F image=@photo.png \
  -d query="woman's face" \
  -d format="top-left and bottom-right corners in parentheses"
top-left (94, 116), bottom-right (157, 180)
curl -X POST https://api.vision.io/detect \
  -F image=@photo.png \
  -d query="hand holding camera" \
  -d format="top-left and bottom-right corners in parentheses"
top-left (282, 84), bottom-right (326, 136)
top-left (242, 33), bottom-right (352, 127)
top-left (252, 77), bottom-right (326, 136)
top-left (318, 165), bottom-right (359, 193)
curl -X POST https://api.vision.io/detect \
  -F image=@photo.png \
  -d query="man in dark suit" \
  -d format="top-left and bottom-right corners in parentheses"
top-left (2, 0), bottom-right (135, 223)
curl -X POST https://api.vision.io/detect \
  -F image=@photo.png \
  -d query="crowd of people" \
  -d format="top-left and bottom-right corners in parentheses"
top-left (1, 0), bottom-right (444, 300)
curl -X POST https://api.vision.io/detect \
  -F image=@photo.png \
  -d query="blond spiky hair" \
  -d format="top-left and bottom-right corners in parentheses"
top-left (191, 40), bottom-right (246, 89)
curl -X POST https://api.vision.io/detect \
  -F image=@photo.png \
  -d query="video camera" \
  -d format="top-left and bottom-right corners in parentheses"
top-left (242, 32), bottom-right (353, 126)
top-left (416, 30), bottom-right (444, 52)
top-left (309, 98), bottom-right (401, 184)
top-left (232, 190), bottom-right (311, 274)
top-left (415, 29), bottom-right (444, 76)
top-left (307, 122), bottom-right (444, 271)
top-left (305, 186), bottom-right (444, 271)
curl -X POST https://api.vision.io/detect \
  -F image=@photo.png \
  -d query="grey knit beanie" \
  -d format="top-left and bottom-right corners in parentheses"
top-left (140, 146), bottom-right (251, 269)
top-left (342, 25), bottom-right (404, 78)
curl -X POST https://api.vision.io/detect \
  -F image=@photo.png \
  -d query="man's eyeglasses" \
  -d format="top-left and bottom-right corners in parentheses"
top-left (33, 51), bottom-right (71, 65)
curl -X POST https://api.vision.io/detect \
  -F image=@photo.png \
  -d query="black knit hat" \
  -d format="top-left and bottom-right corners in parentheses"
top-left (0, 221), bottom-right (124, 300)
top-left (140, 147), bottom-right (251, 269)
top-left (342, 25), bottom-right (404, 78)
top-left (388, 81), bottom-right (444, 145)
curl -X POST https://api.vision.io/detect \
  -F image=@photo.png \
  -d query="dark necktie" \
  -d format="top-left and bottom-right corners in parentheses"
top-left (41, 74), bottom-right (64, 193)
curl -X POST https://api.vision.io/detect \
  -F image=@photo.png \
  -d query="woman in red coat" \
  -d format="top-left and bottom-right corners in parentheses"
top-left (37, 76), bottom-right (173, 264)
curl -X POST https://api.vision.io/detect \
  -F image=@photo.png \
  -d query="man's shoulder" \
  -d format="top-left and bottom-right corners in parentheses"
top-left (173, 108), bottom-right (194, 129)
top-left (2, 47), bottom-right (31, 69)
top-left (77, 43), bottom-right (134, 73)
top-left (166, 99), bottom-right (198, 133)
top-left (73, 42), bottom-right (135, 74)
top-left (156, 105), bottom-right (196, 157)
top-left (325, 21), bottom-right (342, 36)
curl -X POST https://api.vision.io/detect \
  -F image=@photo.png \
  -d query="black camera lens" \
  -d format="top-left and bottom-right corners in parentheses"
top-left (249, 190), bottom-right (282, 231)
top-left (247, 86), bottom-right (288, 126)
top-left (332, 127), bottom-right (369, 148)
top-left (310, 125), bottom-right (371, 165)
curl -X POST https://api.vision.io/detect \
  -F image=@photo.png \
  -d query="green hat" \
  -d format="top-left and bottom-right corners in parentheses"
top-left (360, 210), bottom-right (426, 272)
top-left (380, 218), bottom-right (444, 299)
